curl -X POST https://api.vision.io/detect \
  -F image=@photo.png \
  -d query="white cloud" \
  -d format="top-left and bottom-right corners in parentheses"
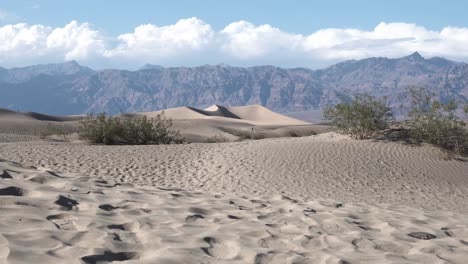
top-left (220, 20), bottom-right (302, 58)
top-left (1, 18), bottom-right (468, 69)
top-left (104, 17), bottom-right (214, 59)
top-left (47, 21), bottom-right (104, 60)
top-left (0, 21), bottom-right (104, 66)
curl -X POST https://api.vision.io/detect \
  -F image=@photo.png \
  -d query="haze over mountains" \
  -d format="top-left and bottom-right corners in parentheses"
top-left (0, 52), bottom-right (467, 115)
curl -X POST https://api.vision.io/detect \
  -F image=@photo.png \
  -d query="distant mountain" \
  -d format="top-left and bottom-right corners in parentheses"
top-left (138, 64), bottom-right (165, 71)
top-left (0, 61), bottom-right (95, 83)
top-left (0, 53), bottom-right (467, 116)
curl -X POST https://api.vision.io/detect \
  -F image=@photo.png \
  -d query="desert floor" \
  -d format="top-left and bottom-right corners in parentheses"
top-left (1, 105), bottom-right (468, 263)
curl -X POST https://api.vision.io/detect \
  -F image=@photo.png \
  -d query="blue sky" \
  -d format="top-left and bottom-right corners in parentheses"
top-left (1, 0), bottom-right (468, 69)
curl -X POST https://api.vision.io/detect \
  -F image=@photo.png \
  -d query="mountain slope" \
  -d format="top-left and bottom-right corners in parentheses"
top-left (0, 53), bottom-right (467, 115)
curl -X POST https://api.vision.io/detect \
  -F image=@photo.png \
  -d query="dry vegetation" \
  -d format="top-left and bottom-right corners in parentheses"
top-left (79, 112), bottom-right (183, 145)
top-left (325, 89), bottom-right (468, 155)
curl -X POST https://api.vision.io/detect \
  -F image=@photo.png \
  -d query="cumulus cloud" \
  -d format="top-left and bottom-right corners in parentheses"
top-left (220, 20), bottom-right (302, 58)
top-left (104, 17), bottom-right (214, 60)
top-left (0, 21), bottom-right (104, 66)
top-left (0, 18), bottom-right (468, 69)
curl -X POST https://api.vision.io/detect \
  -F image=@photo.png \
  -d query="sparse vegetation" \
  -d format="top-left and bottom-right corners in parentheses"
top-left (79, 112), bottom-right (183, 145)
top-left (406, 88), bottom-right (467, 155)
top-left (323, 93), bottom-right (393, 139)
top-left (205, 134), bottom-right (229, 143)
top-left (288, 130), bottom-right (317, 137)
top-left (39, 123), bottom-right (74, 141)
top-left (324, 88), bottom-right (467, 155)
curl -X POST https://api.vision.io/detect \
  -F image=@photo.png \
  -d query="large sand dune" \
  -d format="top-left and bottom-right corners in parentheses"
top-left (136, 104), bottom-right (318, 141)
top-left (141, 104), bottom-right (308, 126)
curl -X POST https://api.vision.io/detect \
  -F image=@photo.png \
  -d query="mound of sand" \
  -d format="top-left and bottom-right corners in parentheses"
top-left (140, 104), bottom-right (308, 126)
top-left (136, 104), bottom-right (316, 142)
top-left (1, 159), bottom-right (467, 263)
top-left (0, 108), bottom-right (83, 122)
top-left (0, 108), bottom-right (83, 136)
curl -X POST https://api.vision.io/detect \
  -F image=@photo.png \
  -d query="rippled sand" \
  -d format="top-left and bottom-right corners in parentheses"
top-left (1, 132), bottom-right (467, 212)
top-left (1, 160), bottom-right (468, 264)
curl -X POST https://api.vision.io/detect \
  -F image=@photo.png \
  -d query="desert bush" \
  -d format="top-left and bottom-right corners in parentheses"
top-left (205, 134), bottom-right (229, 143)
top-left (79, 112), bottom-right (183, 145)
top-left (291, 129), bottom-right (317, 137)
top-left (323, 93), bottom-right (393, 139)
top-left (39, 123), bottom-right (74, 141)
top-left (79, 113), bottom-right (121, 144)
top-left (406, 88), bottom-right (467, 154)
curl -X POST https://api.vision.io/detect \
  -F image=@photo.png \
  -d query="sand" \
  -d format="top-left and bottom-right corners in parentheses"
top-left (1, 105), bottom-right (468, 263)
top-left (1, 160), bottom-right (468, 264)
top-left (1, 133), bottom-right (467, 213)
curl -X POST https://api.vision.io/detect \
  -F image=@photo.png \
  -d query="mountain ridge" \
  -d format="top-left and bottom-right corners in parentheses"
top-left (0, 53), bottom-right (467, 115)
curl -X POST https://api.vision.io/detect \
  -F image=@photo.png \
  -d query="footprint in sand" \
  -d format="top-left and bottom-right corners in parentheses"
top-left (98, 204), bottom-right (119, 211)
top-left (258, 233), bottom-right (290, 249)
top-left (55, 195), bottom-right (79, 210)
top-left (46, 213), bottom-right (78, 231)
top-left (107, 222), bottom-right (138, 232)
top-left (201, 237), bottom-right (239, 260)
top-left (185, 214), bottom-right (205, 223)
top-left (81, 251), bottom-right (138, 264)
top-left (352, 238), bottom-right (376, 251)
top-left (0, 170), bottom-right (13, 179)
top-left (0, 186), bottom-right (27, 196)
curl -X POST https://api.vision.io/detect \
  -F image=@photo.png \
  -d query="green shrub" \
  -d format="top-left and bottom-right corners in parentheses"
top-left (79, 113), bottom-right (120, 144)
top-left (406, 88), bottom-right (467, 154)
top-left (323, 93), bottom-right (393, 139)
top-left (79, 112), bottom-right (183, 145)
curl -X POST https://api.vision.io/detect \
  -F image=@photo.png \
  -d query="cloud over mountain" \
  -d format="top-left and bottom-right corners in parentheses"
top-left (0, 17), bottom-right (468, 69)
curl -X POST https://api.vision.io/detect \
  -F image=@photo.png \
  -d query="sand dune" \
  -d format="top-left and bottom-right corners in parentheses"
top-left (0, 108), bottom-right (83, 122)
top-left (135, 104), bottom-right (317, 141)
top-left (0, 108), bottom-right (82, 136)
top-left (1, 159), bottom-right (467, 264)
top-left (140, 104), bottom-right (308, 126)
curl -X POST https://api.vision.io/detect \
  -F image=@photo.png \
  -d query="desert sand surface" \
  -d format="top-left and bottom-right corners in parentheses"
top-left (1, 133), bottom-right (467, 213)
top-left (1, 159), bottom-right (468, 264)
top-left (1, 105), bottom-right (468, 263)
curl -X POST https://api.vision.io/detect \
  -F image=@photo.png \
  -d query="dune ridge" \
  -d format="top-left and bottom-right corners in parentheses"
top-left (0, 108), bottom-right (83, 122)
top-left (133, 104), bottom-right (317, 141)
top-left (139, 104), bottom-right (309, 126)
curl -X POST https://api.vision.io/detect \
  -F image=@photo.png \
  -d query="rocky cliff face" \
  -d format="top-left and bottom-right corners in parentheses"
top-left (0, 53), bottom-right (466, 115)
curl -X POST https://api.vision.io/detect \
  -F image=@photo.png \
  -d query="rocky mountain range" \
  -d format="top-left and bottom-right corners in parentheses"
top-left (0, 52), bottom-right (467, 116)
